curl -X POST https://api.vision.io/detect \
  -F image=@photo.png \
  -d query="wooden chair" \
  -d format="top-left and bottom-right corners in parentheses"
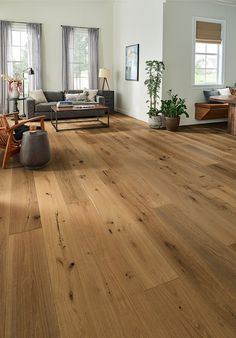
top-left (0, 112), bottom-right (45, 169)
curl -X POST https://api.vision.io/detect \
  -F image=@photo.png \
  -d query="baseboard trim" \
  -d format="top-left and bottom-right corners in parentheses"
top-left (115, 106), bottom-right (148, 122)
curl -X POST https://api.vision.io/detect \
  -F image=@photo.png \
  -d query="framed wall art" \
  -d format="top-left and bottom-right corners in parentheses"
top-left (125, 44), bottom-right (139, 81)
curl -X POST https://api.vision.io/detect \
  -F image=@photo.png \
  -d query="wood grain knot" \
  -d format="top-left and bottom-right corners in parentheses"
top-left (69, 290), bottom-right (74, 300)
top-left (69, 262), bottom-right (75, 269)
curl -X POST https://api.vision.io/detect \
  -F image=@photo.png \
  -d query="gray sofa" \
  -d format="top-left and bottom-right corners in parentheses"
top-left (25, 90), bottom-right (105, 119)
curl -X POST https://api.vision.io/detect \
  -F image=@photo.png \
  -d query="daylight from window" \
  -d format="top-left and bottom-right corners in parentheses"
top-left (194, 42), bottom-right (222, 85)
top-left (7, 23), bottom-right (30, 92)
top-left (69, 28), bottom-right (89, 89)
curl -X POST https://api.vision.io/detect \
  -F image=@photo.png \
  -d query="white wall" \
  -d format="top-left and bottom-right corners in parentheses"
top-left (163, 0), bottom-right (236, 125)
top-left (0, 0), bottom-right (113, 90)
top-left (113, 0), bottom-right (165, 122)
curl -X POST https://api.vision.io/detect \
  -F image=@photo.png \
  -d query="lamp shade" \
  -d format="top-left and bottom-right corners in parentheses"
top-left (99, 68), bottom-right (111, 78)
top-left (23, 67), bottom-right (34, 75)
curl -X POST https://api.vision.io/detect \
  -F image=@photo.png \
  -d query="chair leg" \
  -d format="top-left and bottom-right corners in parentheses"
top-left (2, 150), bottom-right (11, 169)
top-left (40, 118), bottom-right (45, 130)
top-left (2, 134), bottom-right (13, 169)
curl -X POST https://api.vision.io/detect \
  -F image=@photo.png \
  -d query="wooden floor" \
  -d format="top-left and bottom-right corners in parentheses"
top-left (1, 114), bottom-right (236, 338)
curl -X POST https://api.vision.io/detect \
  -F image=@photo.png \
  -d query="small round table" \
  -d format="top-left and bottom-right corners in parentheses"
top-left (7, 97), bottom-right (26, 114)
top-left (20, 130), bottom-right (50, 169)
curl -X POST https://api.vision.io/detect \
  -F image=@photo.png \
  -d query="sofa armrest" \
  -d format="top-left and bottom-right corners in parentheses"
top-left (25, 98), bottom-right (36, 118)
top-left (96, 95), bottom-right (105, 105)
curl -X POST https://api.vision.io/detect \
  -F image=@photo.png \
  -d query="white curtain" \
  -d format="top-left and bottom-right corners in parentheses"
top-left (27, 23), bottom-right (42, 91)
top-left (0, 21), bottom-right (11, 113)
top-left (88, 28), bottom-right (99, 89)
top-left (62, 25), bottom-right (74, 91)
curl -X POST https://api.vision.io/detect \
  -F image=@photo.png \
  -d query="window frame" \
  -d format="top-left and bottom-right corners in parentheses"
top-left (192, 17), bottom-right (226, 88)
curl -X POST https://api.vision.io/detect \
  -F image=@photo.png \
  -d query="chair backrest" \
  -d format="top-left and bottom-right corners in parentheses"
top-left (0, 115), bottom-right (11, 147)
top-left (0, 115), bottom-right (10, 128)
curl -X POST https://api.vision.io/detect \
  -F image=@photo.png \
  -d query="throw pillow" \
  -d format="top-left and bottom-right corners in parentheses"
top-left (203, 90), bottom-right (219, 103)
top-left (218, 88), bottom-right (231, 96)
top-left (65, 92), bottom-right (88, 101)
top-left (83, 89), bottom-right (98, 101)
top-left (29, 89), bottom-right (47, 104)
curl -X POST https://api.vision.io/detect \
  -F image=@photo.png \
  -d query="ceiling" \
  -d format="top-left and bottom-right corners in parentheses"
top-left (166, 0), bottom-right (236, 5)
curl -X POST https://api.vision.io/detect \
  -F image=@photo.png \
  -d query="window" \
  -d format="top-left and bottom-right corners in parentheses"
top-left (0, 20), bottom-right (41, 112)
top-left (6, 22), bottom-right (42, 96)
top-left (8, 23), bottom-right (28, 75)
top-left (62, 26), bottom-right (99, 90)
top-left (68, 28), bottom-right (89, 89)
top-left (193, 19), bottom-right (225, 86)
top-left (7, 23), bottom-right (29, 91)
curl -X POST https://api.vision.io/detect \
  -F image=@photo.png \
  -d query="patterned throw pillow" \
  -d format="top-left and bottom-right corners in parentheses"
top-left (83, 89), bottom-right (98, 101)
top-left (65, 93), bottom-right (88, 101)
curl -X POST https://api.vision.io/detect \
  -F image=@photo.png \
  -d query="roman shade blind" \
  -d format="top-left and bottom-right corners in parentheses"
top-left (196, 21), bottom-right (222, 44)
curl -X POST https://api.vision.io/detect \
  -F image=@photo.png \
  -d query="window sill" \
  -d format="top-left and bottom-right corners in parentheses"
top-left (192, 84), bottom-right (224, 89)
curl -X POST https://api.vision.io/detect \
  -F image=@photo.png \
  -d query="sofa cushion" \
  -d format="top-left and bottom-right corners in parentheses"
top-left (35, 102), bottom-right (58, 112)
top-left (65, 90), bottom-right (83, 94)
top-left (29, 89), bottom-right (47, 104)
top-left (44, 91), bottom-right (64, 102)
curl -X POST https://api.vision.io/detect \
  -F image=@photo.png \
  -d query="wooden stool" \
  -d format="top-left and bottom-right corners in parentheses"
top-left (20, 130), bottom-right (50, 169)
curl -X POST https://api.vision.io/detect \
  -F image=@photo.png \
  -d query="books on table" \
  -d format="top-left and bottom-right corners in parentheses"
top-left (57, 101), bottom-right (73, 108)
top-left (73, 104), bottom-right (98, 109)
top-left (56, 101), bottom-right (98, 109)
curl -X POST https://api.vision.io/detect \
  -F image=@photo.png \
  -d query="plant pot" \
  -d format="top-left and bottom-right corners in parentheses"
top-left (148, 115), bottom-right (162, 129)
top-left (165, 116), bottom-right (180, 131)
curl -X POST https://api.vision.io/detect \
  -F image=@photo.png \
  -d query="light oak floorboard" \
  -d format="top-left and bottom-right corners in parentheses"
top-left (1, 115), bottom-right (236, 337)
top-left (0, 169), bottom-right (11, 338)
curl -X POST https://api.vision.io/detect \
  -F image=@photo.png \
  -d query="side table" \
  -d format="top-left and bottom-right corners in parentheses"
top-left (20, 130), bottom-right (50, 169)
top-left (97, 90), bottom-right (114, 112)
top-left (7, 97), bottom-right (26, 115)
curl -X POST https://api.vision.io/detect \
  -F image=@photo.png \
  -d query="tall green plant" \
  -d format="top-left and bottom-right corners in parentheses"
top-left (144, 60), bottom-right (165, 117)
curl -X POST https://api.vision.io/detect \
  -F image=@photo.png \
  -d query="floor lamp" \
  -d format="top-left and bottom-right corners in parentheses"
top-left (22, 67), bottom-right (34, 116)
top-left (22, 67), bottom-right (34, 97)
top-left (99, 68), bottom-right (111, 90)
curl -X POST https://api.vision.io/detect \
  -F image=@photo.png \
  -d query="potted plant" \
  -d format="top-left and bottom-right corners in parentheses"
top-left (1, 73), bottom-right (23, 99)
top-left (144, 60), bottom-right (165, 128)
top-left (161, 90), bottom-right (189, 131)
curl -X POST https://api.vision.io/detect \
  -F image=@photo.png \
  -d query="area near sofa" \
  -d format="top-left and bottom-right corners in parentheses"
top-left (50, 104), bottom-right (109, 132)
top-left (25, 89), bottom-right (106, 119)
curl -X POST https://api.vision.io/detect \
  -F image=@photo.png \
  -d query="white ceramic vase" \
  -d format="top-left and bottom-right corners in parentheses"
top-left (9, 89), bottom-right (20, 99)
top-left (148, 115), bottom-right (163, 129)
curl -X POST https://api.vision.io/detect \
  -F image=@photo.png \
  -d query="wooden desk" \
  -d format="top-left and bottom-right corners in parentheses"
top-left (210, 95), bottom-right (236, 135)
